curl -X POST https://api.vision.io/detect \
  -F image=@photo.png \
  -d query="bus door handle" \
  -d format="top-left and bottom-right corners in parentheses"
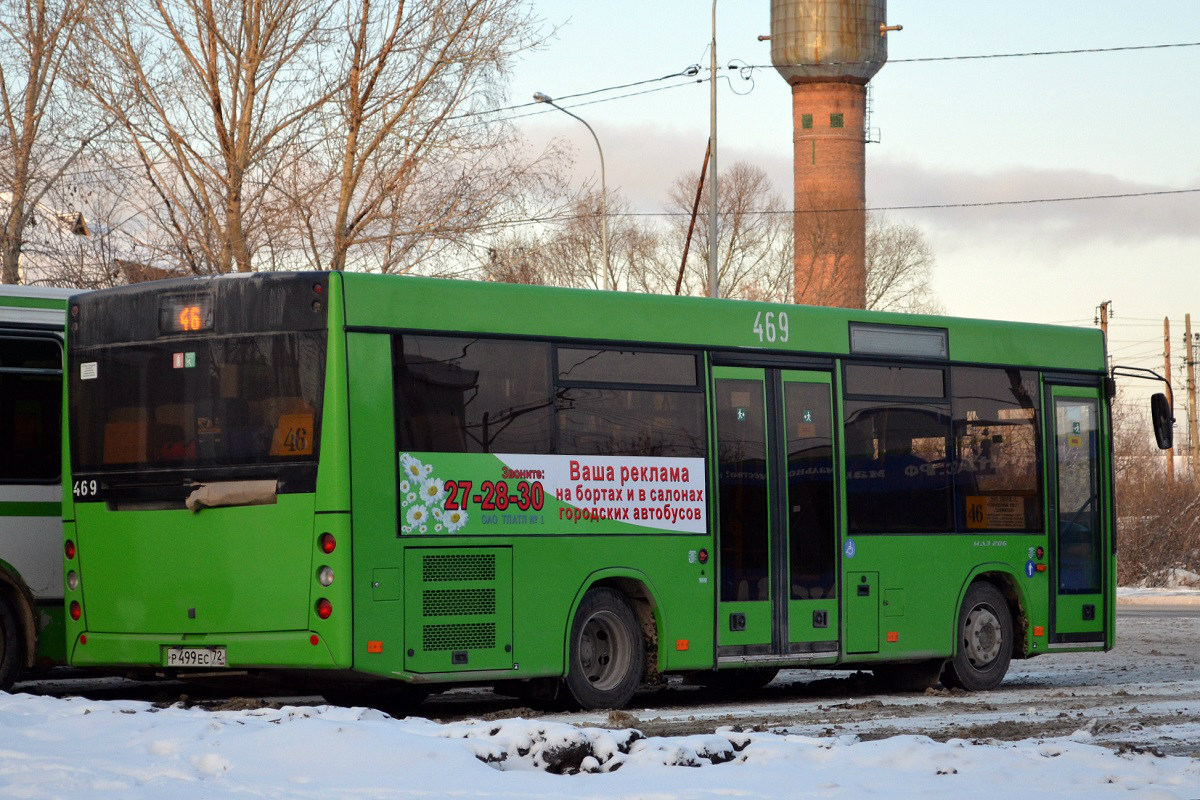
top-left (857, 584), bottom-right (871, 597)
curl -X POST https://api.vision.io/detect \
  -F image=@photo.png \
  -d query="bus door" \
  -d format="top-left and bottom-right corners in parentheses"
top-left (713, 367), bottom-right (839, 663)
top-left (1045, 384), bottom-right (1109, 645)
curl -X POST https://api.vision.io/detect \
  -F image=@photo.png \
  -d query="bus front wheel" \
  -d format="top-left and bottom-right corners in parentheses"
top-left (0, 591), bottom-right (24, 692)
top-left (943, 582), bottom-right (1012, 691)
top-left (564, 588), bottom-right (644, 710)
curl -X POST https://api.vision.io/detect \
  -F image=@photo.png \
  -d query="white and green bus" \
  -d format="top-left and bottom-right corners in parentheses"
top-left (1, 285), bottom-right (72, 690)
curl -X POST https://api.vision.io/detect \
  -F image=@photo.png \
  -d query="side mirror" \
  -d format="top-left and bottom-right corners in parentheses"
top-left (1151, 392), bottom-right (1174, 450)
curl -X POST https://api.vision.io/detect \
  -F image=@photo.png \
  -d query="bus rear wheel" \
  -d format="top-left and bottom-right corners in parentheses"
top-left (0, 591), bottom-right (24, 692)
top-left (564, 588), bottom-right (644, 710)
top-left (942, 582), bottom-right (1012, 691)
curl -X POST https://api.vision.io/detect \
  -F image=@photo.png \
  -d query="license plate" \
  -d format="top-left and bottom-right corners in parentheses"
top-left (165, 646), bottom-right (227, 668)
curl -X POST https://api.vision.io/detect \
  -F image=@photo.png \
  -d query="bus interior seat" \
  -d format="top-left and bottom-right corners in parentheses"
top-left (102, 420), bottom-right (183, 464)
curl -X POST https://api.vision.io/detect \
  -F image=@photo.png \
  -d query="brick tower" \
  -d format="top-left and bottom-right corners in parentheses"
top-left (770, 0), bottom-right (889, 309)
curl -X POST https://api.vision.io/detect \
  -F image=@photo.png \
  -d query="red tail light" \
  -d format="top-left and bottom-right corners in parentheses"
top-left (64, 540), bottom-right (76, 560)
top-left (316, 598), bottom-right (332, 620)
top-left (318, 533), bottom-right (336, 554)
top-left (69, 601), bottom-right (81, 621)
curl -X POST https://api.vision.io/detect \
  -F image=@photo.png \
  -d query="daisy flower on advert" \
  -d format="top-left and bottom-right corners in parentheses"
top-left (444, 508), bottom-right (469, 533)
top-left (420, 477), bottom-right (447, 506)
top-left (400, 453), bottom-right (426, 482)
top-left (405, 505), bottom-right (429, 530)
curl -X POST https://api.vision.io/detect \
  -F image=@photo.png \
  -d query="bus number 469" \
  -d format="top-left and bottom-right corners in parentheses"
top-left (752, 311), bottom-right (789, 344)
top-left (73, 480), bottom-right (98, 498)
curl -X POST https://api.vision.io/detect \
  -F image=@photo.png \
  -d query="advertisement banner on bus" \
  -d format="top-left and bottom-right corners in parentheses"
top-left (398, 452), bottom-right (706, 535)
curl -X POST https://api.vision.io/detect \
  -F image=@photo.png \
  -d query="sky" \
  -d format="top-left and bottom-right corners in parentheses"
top-left (505, 1), bottom-right (1200, 389)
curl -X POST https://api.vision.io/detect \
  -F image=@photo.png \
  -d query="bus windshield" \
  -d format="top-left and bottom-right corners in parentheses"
top-left (71, 331), bottom-right (326, 473)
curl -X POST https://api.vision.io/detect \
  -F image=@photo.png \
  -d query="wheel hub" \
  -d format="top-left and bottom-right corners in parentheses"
top-left (578, 610), bottom-right (630, 690)
top-left (963, 603), bottom-right (1003, 667)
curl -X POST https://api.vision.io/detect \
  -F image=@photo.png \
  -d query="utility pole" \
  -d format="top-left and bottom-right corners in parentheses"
top-left (1187, 313), bottom-right (1199, 481)
top-left (1096, 301), bottom-right (1112, 335)
top-left (1096, 300), bottom-right (1113, 369)
top-left (1165, 317), bottom-right (1175, 483)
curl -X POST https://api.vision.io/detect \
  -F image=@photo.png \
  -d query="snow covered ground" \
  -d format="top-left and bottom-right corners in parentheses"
top-left (2, 692), bottom-right (1199, 799)
top-left (5, 599), bottom-right (1200, 799)
top-left (1117, 586), bottom-right (1200, 605)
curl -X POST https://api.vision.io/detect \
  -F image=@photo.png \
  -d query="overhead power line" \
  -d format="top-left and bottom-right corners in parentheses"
top-left (745, 41), bottom-right (1200, 70)
top-left (471, 41), bottom-right (1200, 122)
top-left (454, 186), bottom-right (1200, 233)
top-left (450, 67), bottom-right (701, 121)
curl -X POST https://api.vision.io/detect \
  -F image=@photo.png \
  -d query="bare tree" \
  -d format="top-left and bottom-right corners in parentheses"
top-left (31, 162), bottom-right (165, 288)
top-left (0, 0), bottom-right (97, 284)
top-left (484, 186), bottom-right (661, 291)
top-left (485, 160), bottom-right (941, 315)
top-left (664, 162), bottom-right (790, 300)
top-left (863, 214), bottom-right (942, 314)
top-left (1111, 393), bottom-right (1200, 585)
top-left (267, 0), bottom-right (562, 275)
top-left (78, 0), bottom-right (341, 274)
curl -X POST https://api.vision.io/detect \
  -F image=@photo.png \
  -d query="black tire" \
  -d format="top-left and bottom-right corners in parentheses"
top-left (563, 587), bottom-right (644, 710)
top-left (874, 659), bottom-right (944, 693)
top-left (689, 667), bottom-right (780, 694)
top-left (0, 591), bottom-right (25, 692)
top-left (942, 582), bottom-right (1012, 691)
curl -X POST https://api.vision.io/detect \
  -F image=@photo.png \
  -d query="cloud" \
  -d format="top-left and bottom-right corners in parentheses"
top-left (521, 123), bottom-right (1200, 250)
top-left (867, 160), bottom-right (1200, 251)
top-left (521, 122), bottom-right (792, 211)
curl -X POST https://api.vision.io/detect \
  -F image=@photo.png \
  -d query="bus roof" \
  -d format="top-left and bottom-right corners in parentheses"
top-left (0, 284), bottom-right (73, 327)
top-left (339, 273), bottom-right (1106, 373)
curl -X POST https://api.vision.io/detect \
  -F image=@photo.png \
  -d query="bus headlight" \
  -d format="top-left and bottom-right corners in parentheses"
top-left (317, 566), bottom-right (334, 587)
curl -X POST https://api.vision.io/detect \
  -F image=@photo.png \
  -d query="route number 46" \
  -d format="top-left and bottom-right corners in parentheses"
top-left (752, 311), bottom-right (790, 344)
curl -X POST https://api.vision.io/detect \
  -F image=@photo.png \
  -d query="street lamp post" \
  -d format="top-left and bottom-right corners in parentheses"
top-left (533, 92), bottom-right (612, 292)
top-left (708, 0), bottom-right (718, 299)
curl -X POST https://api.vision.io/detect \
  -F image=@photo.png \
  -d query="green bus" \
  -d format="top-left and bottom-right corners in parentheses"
top-left (1, 285), bottom-right (72, 690)
top-left (61, 272), bottom-right (1169, 708)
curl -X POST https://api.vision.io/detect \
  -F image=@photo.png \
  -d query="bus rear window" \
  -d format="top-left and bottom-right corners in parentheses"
top-left (71, 332), bottom-right (325, 472)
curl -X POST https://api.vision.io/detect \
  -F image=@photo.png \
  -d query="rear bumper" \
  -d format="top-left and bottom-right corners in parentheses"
top-left (68, 630), bottom-right (345, 670)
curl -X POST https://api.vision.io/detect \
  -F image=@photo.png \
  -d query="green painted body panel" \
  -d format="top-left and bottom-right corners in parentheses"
top-left (64, 272), bottom-right (1113, 688)
top-left (402, 546), bottom-right (514, 673)
top-left (34, 604), bottom-right (65, 663)
top-left (341, 274), bottom-right (1105, 372)
top-left (0, 294), bottom-right (67, 310)
top-left (73, 494), bottom-right (317, 633)
top-left (69, 630), bottom-right (341, 668)
top-left (787, 600), bottom-right (838, 644)
top-left (718, 601), bottom-right (772, 648)
top-left (0, 502), bottom-right (61, 517)
top-left (836, 536), bottom-right (1049, 662)
top-left (844, 572), bottom-right (879, 653)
